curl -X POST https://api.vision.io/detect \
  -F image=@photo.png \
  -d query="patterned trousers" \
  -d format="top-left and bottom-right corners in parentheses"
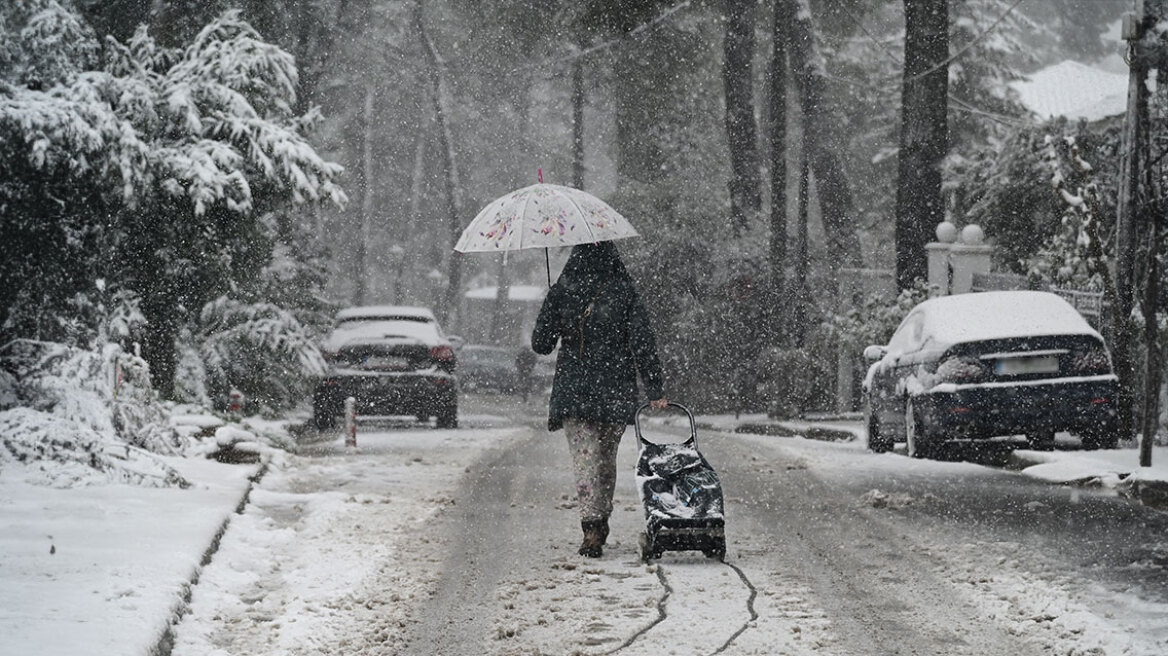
top-left (562, 418), bottom-right (626, 521)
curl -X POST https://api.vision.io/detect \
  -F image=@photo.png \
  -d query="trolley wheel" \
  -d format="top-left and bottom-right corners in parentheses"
top-left (638, 532), bottom-right (657, 563)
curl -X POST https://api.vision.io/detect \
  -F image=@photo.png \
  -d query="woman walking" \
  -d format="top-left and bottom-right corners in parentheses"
top-left (532, 242), bottom-right (667, 558)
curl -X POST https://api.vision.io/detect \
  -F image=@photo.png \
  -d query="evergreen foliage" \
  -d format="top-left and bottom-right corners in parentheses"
top-left (0, 1), bottom-right (345, 408)
top-left (950, 119), bottom-right (1120, 280)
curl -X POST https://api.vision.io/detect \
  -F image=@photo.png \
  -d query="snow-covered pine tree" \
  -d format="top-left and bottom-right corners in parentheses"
top-left (0, 2), bottom-right (346, 404)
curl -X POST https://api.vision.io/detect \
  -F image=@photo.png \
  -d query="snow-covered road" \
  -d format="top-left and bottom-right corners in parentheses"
top-left (169, 396), bottom-right (1168, 656)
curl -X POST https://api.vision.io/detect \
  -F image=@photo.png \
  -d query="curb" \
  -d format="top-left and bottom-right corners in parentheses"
top-left (732, 422), bottom-right (857, 443)
top-left (148, 458), bottom-right (270, 656)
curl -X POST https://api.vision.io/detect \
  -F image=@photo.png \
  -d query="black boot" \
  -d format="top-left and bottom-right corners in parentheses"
top-left (579, 519), bottom-right (606, 557)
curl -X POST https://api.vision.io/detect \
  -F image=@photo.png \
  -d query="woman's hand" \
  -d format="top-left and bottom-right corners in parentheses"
top-left (649, 398), bottom-right (668, 410)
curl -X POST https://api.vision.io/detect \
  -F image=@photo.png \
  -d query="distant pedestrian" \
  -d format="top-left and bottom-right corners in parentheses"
top-left (514, 346), bottom-right (536, 401)
top-left (532, 241), bottom-right (667, 558)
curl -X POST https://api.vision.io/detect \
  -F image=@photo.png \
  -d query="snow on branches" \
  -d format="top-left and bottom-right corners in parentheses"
top-left (1028, 132), bottom-right (1113, 292)
top-left (0, 6), bottom-right (346, 215)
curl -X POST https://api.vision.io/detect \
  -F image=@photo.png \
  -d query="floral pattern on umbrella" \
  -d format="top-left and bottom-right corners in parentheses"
top-left (455, 183), bottom-right (639, 253)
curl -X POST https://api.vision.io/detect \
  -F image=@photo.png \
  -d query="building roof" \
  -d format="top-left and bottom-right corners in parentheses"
top-left (464, 285), bottom-right (546, 302)
top-left (1010, 60), bottom-right (1128, 123)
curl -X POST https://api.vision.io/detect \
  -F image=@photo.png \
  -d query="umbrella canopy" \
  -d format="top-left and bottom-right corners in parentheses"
top-left (454, 183), bottom-right (639, 254)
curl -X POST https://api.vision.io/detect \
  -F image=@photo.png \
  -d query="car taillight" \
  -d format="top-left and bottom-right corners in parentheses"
top-left (430, 345), bottom-right (454, 361)
top-left (935, 356), bottom-right (987, 384)
top-left (1072, 345), bottom-right (1111, 375)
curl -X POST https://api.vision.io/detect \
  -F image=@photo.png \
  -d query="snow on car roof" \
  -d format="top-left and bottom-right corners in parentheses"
top-left (917, 290), bottom-right (1101, 347)
top-left (323, 318), bottom-right (444, 349)
top-left (334, 305), bottom-right (436, 322)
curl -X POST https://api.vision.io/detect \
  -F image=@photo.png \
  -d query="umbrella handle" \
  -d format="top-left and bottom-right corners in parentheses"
top-left (545, 248), bottom-right (551, 287)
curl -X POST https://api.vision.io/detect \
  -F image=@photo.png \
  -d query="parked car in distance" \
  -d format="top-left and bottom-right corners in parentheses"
top-left (458, 344), bottom-right (518, 393)
top-left (862, 290), bottom-right (1119, 458)
top-left (313, 305), bottom-right (458, 429)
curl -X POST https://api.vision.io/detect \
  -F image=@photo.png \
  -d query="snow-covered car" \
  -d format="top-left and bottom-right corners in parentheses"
top-left (861, 290), bottom-right (1119, 458)
top-left (313, 306), bottom-right (458, 429)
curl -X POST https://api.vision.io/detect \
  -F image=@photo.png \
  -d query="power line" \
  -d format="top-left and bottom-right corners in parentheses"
top-left (901, 0), bottom-right (1029, 86)
top-left (516, 0), bottom-right (695, 75)
top-left (832, 0), bottom-right (1028, 88)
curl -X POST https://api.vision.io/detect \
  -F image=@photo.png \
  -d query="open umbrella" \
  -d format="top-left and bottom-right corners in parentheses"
top-left (454, 181), bottom-right (639, 285)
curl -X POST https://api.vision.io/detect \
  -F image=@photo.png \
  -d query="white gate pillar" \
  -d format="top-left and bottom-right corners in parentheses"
top-left (949, 225), bottom-right (993, 294)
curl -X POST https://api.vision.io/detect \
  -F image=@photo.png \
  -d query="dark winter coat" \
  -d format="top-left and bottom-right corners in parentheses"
top-left (531, 242), bottom-right (665, 431)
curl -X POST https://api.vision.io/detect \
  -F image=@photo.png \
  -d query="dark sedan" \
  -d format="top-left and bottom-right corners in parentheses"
top-left (458, 344), bottom-right (518, 393)
top-left (313, 306), bottom-right (458, 429)
top-left (862, 290), bottom-right (1119, 458)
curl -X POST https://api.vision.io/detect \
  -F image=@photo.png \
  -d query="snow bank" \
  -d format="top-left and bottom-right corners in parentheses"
top-left (0, 407), bottom-right (188, 488)
top-left (0, 337), bottom-right (301, 487)
top-left (1, 340), bottom-right (178, 450)
top-left (0, 339), bottom-right (187, 487)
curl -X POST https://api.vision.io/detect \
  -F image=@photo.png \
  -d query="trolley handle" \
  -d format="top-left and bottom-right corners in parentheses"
top-left (634, 402), bottom-right (697, 447)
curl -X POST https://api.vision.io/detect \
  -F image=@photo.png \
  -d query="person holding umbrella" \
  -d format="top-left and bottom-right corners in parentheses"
top-left (454, 179), bottom-right (663, 557)
top-left (532, 241), bottom-right (667, 558)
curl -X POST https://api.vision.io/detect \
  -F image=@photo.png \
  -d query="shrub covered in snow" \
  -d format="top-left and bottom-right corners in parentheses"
top-left (0, 339), bottom-right (190, 488)
top-left (0, 407), bottom-right (188, 488)
top-left (0, 339), bottom-right (179, 453)
top-left (1, 337), bottom-right (301, 486)
top-left (193, 296), bottom-right (328, 415)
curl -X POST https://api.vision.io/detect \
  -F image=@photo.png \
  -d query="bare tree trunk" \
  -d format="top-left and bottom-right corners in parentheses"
top-left (353, 83), bottom-right (374, 305)
top-left (723, 0), bottom-right (762, 232)
top-left (292, 0), bottom-right (351, 115)
top-left (895, 0), bottom-right (949, 290)
top-left (572, 55), bottom-right (586, 190)
top-left (612, 36), bottom-right (669, 185)
top-left (770, 0), bottom-right (791, 343)
top-left (417, 1), bottom-right (463, 328)
top-left (786, 0), bottom-right (861, 272)
top-left (401, 124), bottom-right (427, 304)
top-left (793, 138), bottom-right (811, 347)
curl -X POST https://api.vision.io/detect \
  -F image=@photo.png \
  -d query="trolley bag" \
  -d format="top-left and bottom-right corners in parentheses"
top-left (634, 402), bottom-right (726, 562)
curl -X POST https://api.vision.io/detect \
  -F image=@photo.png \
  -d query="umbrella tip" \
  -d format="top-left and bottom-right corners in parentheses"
top-left (537, 168), bottom-right (543, 183)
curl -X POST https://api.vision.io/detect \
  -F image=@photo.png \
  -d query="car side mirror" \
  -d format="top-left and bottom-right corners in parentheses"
top-left (862, 345), bottom-right (887, 362)
top-left (447, 335), bottom-right (465, 349)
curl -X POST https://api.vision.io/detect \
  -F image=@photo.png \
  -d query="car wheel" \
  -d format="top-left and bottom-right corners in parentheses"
top-left (904, 398), bottom-right (931, 459)
top-left (867, 405), bottom-right (893, 453)
top-left (436, 404), bottom-right (458, 429)
top-left (1081, 422), bottom-right (1120, 450)
top-left (313, 407), bottom-right (337, 430)
top-left (1026, 430), bottom-right (1056, 451)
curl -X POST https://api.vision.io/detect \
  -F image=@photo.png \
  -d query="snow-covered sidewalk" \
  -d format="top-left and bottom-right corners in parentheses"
top-left (700, 412), bottom-right (1168, 503)
top-left (0, 455), bottom-right (262, 656)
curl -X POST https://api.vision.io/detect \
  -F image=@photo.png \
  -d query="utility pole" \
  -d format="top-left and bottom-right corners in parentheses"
top-left (1119, 3), bottom-right (1154, 467)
